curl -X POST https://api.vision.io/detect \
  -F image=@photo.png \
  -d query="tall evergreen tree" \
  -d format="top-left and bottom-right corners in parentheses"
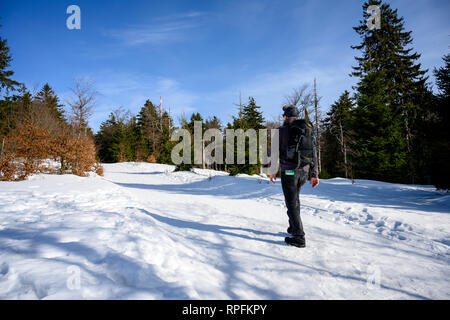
top-left (429, 52), bottom-right (450, 189)
top-left (156, 110), bottom-right (175, 165)
top-left (0, 25), bottom-right (20, 96)
top-left (95, 112), bottom-right (120, 163)
top-left (227, 97), bottom-right (265, 175)
top-left (136, 100), bottom-right (161, 159)
top-left (35, 83), bottom-right (65, 122)
top-left (0, 26), bottom-right (21, 136)
top-left (242, 97), bottom-right (265, 130)
top-left (350, 0), bottom-right (429, 183)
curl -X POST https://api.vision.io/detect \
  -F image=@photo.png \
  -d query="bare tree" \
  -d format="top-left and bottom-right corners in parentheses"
top-left (112, 106), bottom-right (132, 124)
top-left (284, 84), bottom-right (314, 117)
top-left (285, 81), bottom-right (323, 174)
top-left (66, 78), bottom-right (97, 136)
top-left (233, 91), bottom-right (244, 120)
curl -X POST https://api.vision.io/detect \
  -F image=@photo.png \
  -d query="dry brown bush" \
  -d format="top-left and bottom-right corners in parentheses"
top-left (1, 123), bottom-right (102, 180)
top-left (1, 96), bottom-right (103, 180)
top-left (50, 125), bottom-right (77, 174)
top-left (54, 132), bottom-right (97, 177)
top-left (147, 154), bottom-right (157, 163)
top-left (93, 162), bottom-right (104, 176)
top-left (0, 152), bottom-right (17, 181)
top-left (14, 119), bottom-right (51, 176)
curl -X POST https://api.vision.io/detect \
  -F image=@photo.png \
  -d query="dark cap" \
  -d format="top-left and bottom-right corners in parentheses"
top-left (282, 105), bottom-right (299, 118)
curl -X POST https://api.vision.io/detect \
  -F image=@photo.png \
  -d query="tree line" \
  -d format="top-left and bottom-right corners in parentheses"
top-left (1, 0), bottom-right (448, 189)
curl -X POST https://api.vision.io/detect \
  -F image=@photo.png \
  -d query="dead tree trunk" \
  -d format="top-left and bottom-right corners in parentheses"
top-left (339, 119), bottom-right (348, 179)
top-left (314, 79), bottom-right (321, 174)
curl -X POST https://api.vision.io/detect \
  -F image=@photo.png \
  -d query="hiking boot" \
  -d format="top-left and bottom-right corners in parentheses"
top-left (285, 236), bottom-right (306, 248)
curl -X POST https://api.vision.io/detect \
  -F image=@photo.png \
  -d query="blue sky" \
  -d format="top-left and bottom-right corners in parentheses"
top-left (1, 0), bottom-right (449, 132)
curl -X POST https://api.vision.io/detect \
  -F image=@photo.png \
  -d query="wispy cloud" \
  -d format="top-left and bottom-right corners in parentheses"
top-left (106, 11), bottom-right (206, 46)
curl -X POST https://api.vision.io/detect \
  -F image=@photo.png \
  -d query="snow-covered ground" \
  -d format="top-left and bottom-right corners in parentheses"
top-left (0, 162), bottom-right (449, 299)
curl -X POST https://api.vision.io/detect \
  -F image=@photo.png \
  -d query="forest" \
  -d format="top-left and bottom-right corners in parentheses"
top-left (0, 0), bottom-right (449, 189)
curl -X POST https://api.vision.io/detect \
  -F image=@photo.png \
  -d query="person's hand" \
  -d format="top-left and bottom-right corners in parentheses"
top-left (269, 174), bottom-right (277, 184)
top-left (310, 177), bottom-right (319, 188)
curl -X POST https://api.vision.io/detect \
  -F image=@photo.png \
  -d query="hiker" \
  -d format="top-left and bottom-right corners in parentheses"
top-left (269, 105), bottom-right (319, 248)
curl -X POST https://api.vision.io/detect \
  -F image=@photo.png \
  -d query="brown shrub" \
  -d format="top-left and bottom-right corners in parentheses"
top-left (147, 154), bottom-right (157, 163)
top-left (49, 125), bottom-right (102, 177)
top-left (50, 126), bottom-right (77, 174)
top-left (93, 162), bottom-right (104, 176)
top-left (1, 119), bottom-right (52, 180)
top-left (1, 98), bottom-right (101, 180)
top-left (65, 134), bottom-right (97, 177)
top-left (0, 153), bottom-right (17, 181)
top-left (1, 125), bottom-right (101, 180)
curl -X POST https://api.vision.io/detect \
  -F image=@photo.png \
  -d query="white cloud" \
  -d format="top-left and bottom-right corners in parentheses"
top-left (105, 11), bottom-right (206, 46)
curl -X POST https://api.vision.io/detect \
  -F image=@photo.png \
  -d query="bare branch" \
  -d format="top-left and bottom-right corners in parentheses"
top-left (284, 84), bottom-right (315, 116)
top-left (66, 78), bottom-right (97, 134)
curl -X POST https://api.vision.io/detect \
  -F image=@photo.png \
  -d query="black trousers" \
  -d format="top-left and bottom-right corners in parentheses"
top-left (281, 168), bottom-right (307, 238)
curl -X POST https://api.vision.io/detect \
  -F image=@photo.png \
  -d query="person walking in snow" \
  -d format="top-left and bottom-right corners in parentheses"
top-left (269, 105), bottom-right (319, 248)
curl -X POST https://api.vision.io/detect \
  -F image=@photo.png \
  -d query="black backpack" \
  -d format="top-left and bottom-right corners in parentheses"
top-left (283, 119), bottom-right (316, 168)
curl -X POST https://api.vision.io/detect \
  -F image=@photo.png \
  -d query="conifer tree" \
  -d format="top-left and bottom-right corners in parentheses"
top-left (350, 0), bottom-right (429, 183)
top-left (173, 112), bottom-right (203, 171)
top-left (95, 112), bottom-right (120, 163)
top-left (227, 97), bottom-right (265, 175)
top-left (0, 27), bottom-right (21, 136)
top-left (136, 100), bottom-right (161, 159)
top-left (35, 83), bottom-right (65, 123)
top-left (0, 25), bottom-right (20, 96)
top-left (242, 97), bottom-right (265, 130)
top-left (429, 53), bottom-right (450, 189)
top-left (156, 110), bottom-right (174, 164)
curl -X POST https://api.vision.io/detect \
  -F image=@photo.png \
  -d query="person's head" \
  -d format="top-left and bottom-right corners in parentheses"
top-left (282, 105), bottom-right (299, 120)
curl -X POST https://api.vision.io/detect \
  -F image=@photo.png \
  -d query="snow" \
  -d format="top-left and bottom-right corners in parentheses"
top-left (0, 162), bottom-right (449, 299)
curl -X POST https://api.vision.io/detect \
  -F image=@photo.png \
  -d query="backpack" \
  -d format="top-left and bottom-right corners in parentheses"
top-left (283, 119), bottom-right (316, 168)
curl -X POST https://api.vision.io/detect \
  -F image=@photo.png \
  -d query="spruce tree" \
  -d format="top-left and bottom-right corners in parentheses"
top-left (242, 97), bottom-right (265, 130)
top-left (95, 112), bottom-right (119, 163)
top-left (429, 53), bottom-right (450, 189)
top-left (351, 0), bottom-right (429, 183)
top-left (0, 25), bottom-right (20, 96)
top-left (136, 100), bottom-right (160, 159)
top-left (174, 112), bottom-right (203, 171)
top-left (157, 110), bottom-right (175, 165)
top-left (35, 83), bottom-right (65, 122)
top-left (0, 26), bottom-right (21, 136)
top-left (227, 97), bottom-right (265, 175)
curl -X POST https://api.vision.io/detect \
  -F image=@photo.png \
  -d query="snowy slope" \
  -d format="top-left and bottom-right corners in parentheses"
top-left (0, 162), bottom-right (449, 299)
